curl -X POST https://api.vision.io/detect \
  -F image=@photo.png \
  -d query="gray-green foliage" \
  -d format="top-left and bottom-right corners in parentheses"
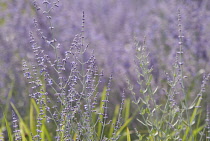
top-left (127, 15), bottom-right (210, 140)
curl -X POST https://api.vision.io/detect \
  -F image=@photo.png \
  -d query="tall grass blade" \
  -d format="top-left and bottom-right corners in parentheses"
top-left (183, 96), bottom-right (202, 141)
top-left (123, 99), bottom-right (130, 121)
top-left (97, 87), bottom-right (107, 139)
top-left (4, 113), bottom-right (13, 141)
top-left (108, 104), bottom-right (120, 138)
top-left (126, 127), bottom-right (131, 141)
top-left (29, 99), bottom-right (36, 136)
top-left (116, 117), bottom-right (132, 136)
top-left (10, 103), bottom-right (31, 140)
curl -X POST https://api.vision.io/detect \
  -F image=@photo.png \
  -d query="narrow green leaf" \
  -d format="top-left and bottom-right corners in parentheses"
top-left (190, 120), bottom-right (195, 126)
top-left (183, 96), bottom-right (202, 141)
top-left (108, 104), bottom-right (120, 138)
top-left (19, 123), bottom-right (27, 141)
top-left (172, 120), bottom-right (179, 127)
top-left (143, 88), bottom-right (148, 94)
top-left (141, 109), bottom-right (145, 115)
top-left (4, 114), bottom-right (13, 141)
top-left (30, 99), bottom-right (36, 135)
top-left (145, 108), bottom-right (150, 114)
top-left (116, 117), bottom-right (133, 136)
top-left (182, 120), bottom-right (189, 126)
top-left (126, 127), bottom-right (131, 141)
top-left (190, 124), bottom-right (206, 141)
top-left (140, 97), bottom-right (147, 105)
top-left (146, 120), bottom-right (152, 127)
top-left (10, 103), bottom-right (32, 139)
top-left (146, 74), bottom-right (153, 86)
top-left (97, 86), bottom-right (107, 139)
top-left (137, 119), bottom-right (147, 126)
top-left (42, 124), bottom-right (52, 141)
top-left (124, 99), bottom-right (130, 121)
top-left (151, 129), bottom-right (158, 136)
top-left (188, 102), bottom-right (195, 110)
top-left (152, 86), bottom-right (158, 95)
top-left (0, 127), bottom-right (4, 140)
top-left (31, 98), bottom-right (39, 114)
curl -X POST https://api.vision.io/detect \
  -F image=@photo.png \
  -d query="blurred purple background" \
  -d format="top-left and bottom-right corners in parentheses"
top-left (0, 0), bottom-right (210, 110)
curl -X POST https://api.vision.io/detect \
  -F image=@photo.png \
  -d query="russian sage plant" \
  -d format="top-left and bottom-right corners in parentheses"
top-left (127, 10), bottom-right (210, 141)
top-left (21, 1), bottom-right (124, 141)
